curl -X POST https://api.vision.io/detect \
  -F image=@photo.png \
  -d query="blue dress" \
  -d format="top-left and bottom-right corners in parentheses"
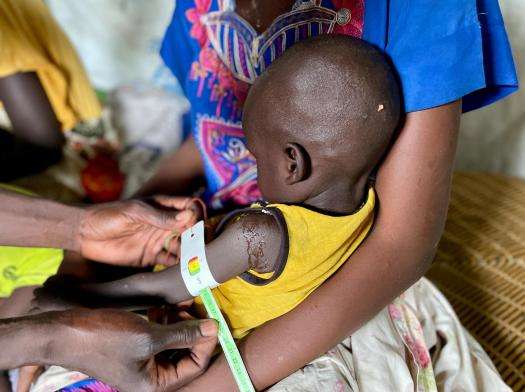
top-left (160, 0), bottom-right (518, 210)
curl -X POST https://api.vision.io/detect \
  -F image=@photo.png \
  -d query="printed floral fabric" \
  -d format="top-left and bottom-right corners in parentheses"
top-left (162, 0), bottom-right (364, 210)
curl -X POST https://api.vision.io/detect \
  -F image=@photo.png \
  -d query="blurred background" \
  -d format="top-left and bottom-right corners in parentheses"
top-left (457, 0), bottom-right (524, 178)
top-left (1, 0), bottom-right (523, 200)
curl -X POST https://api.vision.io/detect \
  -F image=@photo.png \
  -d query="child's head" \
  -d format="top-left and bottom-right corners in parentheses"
top-left (243, 35), bottom-right (400, 206)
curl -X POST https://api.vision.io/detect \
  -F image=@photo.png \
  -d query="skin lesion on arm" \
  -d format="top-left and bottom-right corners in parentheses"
top-left (34, 210), bottom-right (284, 311)
top-left (203, 210), bottom-right (283, 281)
top-left (180, 101), bottom-right (462, 392)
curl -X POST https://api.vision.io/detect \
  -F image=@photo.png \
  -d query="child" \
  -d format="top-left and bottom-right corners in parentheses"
top-left (37, 35), bottom-right (400, 340)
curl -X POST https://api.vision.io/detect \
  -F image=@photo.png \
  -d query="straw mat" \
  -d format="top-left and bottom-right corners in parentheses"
top-left (427, 172), bottom-right (525, 391)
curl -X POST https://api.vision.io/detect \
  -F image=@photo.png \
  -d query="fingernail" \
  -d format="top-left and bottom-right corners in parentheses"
top-left (200, 319), bottom-right (219, 337)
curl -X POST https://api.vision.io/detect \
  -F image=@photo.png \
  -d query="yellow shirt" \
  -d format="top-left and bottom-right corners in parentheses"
top-left (0, 0), bottom-right (101, 131)
top-left (206, 187), bottom-right (375, 339)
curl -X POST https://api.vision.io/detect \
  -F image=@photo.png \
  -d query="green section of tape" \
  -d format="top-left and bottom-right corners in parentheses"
top-left (200, 288), bottom-right (255, 392)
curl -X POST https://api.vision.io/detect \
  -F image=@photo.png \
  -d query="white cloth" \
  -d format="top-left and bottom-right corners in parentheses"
top-left (270, 279), bottom-right (510, 392)
top-left (30, 279), bottom-right (509, 392)
top-left (46, 0), bottom-right (178, 92)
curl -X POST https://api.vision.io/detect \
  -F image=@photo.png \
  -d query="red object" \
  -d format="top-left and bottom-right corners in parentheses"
top-left (81, 154), bottom-right (125, 203)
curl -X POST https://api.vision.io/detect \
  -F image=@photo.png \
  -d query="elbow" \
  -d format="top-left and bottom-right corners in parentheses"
top-left (380, 218), bottom-right (447, 281)
top-left (410, 221), bottom-right (446, 275)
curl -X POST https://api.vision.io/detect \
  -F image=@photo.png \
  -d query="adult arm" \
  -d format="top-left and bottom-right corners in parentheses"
top-left (33, 211), bottom-right (282, 310)
top-left (0, 309), bottom-right (218, 392)
top-left (0, 189), bottom-right (201, 267)
top-left (0, 72), bottom-right (64, 180)
top-left (183, 101), bottom-right (462, 390)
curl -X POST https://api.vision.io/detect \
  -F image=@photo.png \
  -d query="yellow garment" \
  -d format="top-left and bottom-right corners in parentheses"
top-left (0, 0), bottom-right (101, 131)
top-left (0, 184), bottom-right (63, 297)
top-left (208, 187), bottom-right (375, 339)
top-left (0, 246), bottom-right (63, 297)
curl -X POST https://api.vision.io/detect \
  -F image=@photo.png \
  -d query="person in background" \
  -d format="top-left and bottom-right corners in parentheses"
top-left (0, 0), bottom-right (102, 181)
top-left (0, 0), bottom-right (112, 375)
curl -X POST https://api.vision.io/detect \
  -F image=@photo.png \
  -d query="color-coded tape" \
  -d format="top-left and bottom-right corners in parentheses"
top-left (200, 287), bottom-right (255, 392)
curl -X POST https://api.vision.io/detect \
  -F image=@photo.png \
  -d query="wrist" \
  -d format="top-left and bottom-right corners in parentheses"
top-left (71, 205), bottom-right (87, 254)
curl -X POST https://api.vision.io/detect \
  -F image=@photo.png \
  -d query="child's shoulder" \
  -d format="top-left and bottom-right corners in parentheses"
top-left (214, 206), bottom-right (287, 274)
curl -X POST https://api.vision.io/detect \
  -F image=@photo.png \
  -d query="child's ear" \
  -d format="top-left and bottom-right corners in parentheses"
top-left (284, 143), bottom-right (310, 185)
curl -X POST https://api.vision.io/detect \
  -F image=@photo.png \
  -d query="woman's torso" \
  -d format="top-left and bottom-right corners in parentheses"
top-left (176, 0), bottom-right (366, 210)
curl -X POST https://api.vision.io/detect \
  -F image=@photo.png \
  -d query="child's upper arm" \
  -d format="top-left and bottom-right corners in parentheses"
top-left (206, 210), bottom-right (284, 283)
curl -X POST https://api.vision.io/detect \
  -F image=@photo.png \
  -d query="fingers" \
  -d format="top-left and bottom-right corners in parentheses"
top-left (149, 319), bottom-right (218, 355)
top-left (156, 250), bottom-right (179, 267)
top-left (157, 325), bottom-right (218, 391)
top-left (187, 326), bottom-right (218, 370)
top-left (152, 196), bottom-right (194, 210)
top-left (152, 320), bottom-right (218, 391)
top-left (151, 196), bottom-right (205, 228)
top-left (141, 227), bottom-right (168, 267)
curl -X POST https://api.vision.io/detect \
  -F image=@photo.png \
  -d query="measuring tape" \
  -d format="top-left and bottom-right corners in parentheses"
top-left (179, 221), bottom-right (255, 392)
top-left (200, 287), bottom-right (255, 392)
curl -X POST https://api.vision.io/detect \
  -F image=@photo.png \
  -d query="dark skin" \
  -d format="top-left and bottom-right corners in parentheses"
top-left (34, 39), bottom-right (402, 389)
top-left (0, 72), bottom-right (64, 181)
top-left (135, 0), bottom-right (295, 197)
top-left (22, 2), bottom-right (461, 390)
top-left (0, 189), bottom-right (201, 268)
top-left (0, 309), bottom-right (218, 392)
top-left (0, 190), bottom-right (216, 391)
top-left (34, 211), bottom-right (282, 311)
top-left (179, 4), bottom-right (462, 389)
top-left (244, 36), bottom-right (399, 214)
top-left (235, 0), bottom-right (296, 33)
top-left (184, 100), bottom-right (461, 391)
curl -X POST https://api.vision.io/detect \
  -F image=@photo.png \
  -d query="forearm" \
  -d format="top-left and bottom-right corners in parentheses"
top-left (69, 211), bottom-right (272, 307)
top-left (0, 317), bottom-right (50, 369)
top-left (0, 189), bottom-right (83, 251)
top-left (183, 101), bottom-right (462, 391)
top-left (79, 268), bottom-right (192, 306)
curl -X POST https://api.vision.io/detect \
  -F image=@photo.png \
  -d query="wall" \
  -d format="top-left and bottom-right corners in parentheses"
top-left (456, 0), bottom-right (524, 178)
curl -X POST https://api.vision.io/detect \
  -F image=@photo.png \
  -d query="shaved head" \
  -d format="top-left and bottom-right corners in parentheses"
top-left (243, 35), bottom-right (401, 210)
top-left (244, 35), bottom-right (400, 182)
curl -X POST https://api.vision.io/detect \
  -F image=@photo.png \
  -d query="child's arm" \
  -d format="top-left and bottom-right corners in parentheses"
top-left (35, 211), bottom-right (283, 310)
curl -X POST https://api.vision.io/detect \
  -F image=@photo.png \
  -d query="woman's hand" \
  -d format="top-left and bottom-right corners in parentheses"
top-left (0, 309), bottom-right (218, 392)
top-left (78, 197), bottom-right (204, 267)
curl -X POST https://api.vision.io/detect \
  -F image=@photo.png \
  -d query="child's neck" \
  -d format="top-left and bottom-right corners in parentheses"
top-left (303, 176), bottom-right (369, 215)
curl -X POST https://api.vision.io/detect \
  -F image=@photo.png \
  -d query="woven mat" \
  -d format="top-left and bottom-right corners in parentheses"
top-left (427, 172), bottom-right (525, 391)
